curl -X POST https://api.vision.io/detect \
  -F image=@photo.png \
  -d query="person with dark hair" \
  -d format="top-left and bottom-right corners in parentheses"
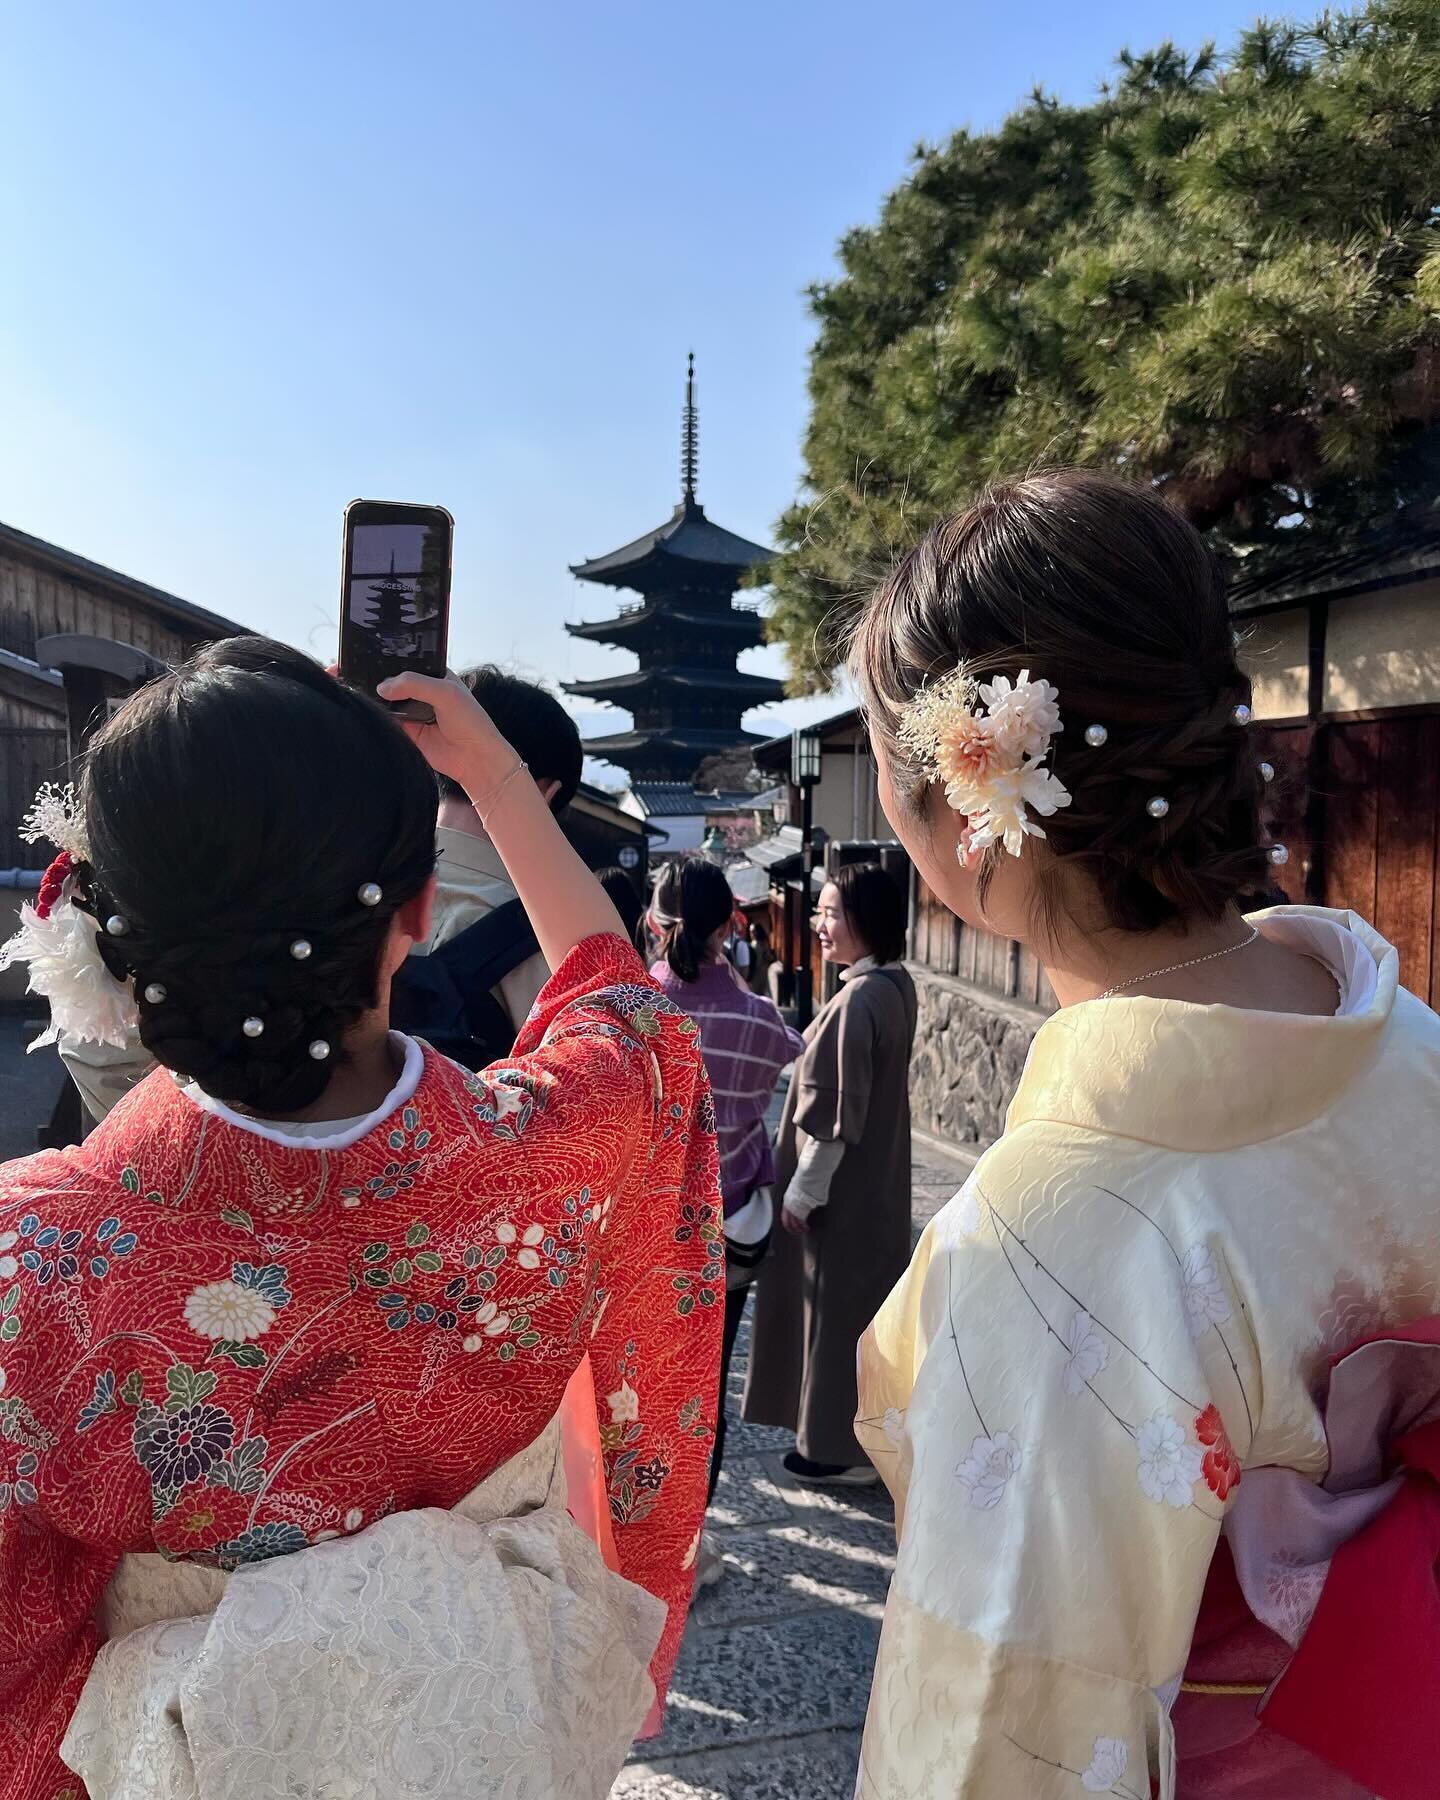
top-left (0, 640), bottom-right (721, 1799)
top-left (845, 470), bottom-right (1440, 1797)
top-left (427, 663), bottom-right (584, 1031)
top-left (647, 857), bottom-right (804, 1584)
top-left (55, 661), bottom-right (587, 1116)
top-left (594, 864), bottom-right (645, 949)
top-left (743, 860), bottom-right (916, 1490)
top-left (744, 916), bottom-right (775, 997)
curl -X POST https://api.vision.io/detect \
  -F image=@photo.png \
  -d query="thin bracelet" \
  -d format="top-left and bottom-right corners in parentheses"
top-left (476, 758), bottom-right (528, 830)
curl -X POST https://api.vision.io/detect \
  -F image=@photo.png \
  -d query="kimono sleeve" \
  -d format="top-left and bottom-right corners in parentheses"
top-left (513, 932), bottom-right (724, 1708)
top-left (0, 1273), bottom-right (118, 1799)
top-left (855, 1132), bottom-right (1261, 1799)
top-left (791, 983), bottom-right (877, 1147)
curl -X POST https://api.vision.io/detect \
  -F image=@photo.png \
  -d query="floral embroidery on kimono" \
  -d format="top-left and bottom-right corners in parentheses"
top-left (855, 910), bottom-right (1440, 1798)
top-left (0, 934), bottom-right (721, 1800)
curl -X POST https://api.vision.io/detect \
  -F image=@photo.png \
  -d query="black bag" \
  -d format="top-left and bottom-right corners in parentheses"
top-left (389, 898), bottom-right (541, 1071)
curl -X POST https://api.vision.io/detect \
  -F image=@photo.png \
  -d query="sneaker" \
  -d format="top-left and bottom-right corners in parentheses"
top-left (694, 1532), bottom-right (725, 1591)
top-left (782, 1450), bottom-right (878, 1488)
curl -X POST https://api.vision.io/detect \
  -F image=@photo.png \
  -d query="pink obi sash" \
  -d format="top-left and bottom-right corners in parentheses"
top-left (1175, 1320), bottom-right (1440, 1799)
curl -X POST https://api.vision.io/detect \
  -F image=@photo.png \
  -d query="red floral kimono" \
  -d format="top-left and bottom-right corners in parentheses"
top-left (0, 935), bottom-right (722, 1800)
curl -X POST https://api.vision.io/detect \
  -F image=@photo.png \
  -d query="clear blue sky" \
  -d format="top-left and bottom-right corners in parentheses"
top-left (1, 0), bottom-right (1271, 770)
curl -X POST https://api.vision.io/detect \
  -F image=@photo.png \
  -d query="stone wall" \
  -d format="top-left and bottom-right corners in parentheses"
top-left (907, 963), bottom-right (1047, 1150)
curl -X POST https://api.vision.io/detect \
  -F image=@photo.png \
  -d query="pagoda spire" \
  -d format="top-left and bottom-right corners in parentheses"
top-left (566, 355), bottom-right (781, 781)
top-left (681, 351), bottom-right (698, 504)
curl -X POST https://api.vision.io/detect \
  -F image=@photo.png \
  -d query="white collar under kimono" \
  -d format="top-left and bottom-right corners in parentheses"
top-left (840, 955), bottom-right (901, 983)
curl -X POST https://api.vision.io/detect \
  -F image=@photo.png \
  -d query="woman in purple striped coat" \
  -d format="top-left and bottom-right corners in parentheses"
top-left (649, 857), bottom-right (805, 1582)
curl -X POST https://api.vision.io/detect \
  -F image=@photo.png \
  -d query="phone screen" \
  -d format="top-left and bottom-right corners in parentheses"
top-left (338, 500), bottom-right (453, 705)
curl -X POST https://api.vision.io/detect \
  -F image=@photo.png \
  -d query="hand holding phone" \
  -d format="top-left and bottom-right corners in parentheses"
top-left (337, 499), bottom-right (454, 719)
top-left (376, 669), bottom-right (518, 802)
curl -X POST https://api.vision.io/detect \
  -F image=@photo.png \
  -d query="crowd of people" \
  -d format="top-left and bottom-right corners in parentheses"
top-left (2, 467), bottom-right (1437, 1800)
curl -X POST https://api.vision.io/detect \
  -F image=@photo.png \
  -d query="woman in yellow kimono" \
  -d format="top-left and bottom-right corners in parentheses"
top-left (847, 470), bottom-right (1440, 1800)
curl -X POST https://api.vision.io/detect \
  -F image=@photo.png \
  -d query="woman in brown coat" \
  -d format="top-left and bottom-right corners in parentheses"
top-left (744, 862), bottom-right (917, 1484)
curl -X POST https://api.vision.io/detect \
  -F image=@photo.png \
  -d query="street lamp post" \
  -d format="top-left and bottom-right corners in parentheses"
top-left (791, 729), bottom-right (823, 1029)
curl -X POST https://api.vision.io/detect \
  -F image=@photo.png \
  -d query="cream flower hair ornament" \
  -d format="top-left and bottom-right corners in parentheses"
top-left (897, 666), bottom-right (1071, 860)
top-left (0, 782), bottom-right (137, 1051)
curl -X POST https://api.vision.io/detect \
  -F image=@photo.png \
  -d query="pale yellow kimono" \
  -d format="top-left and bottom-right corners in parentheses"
top-left (856, 909), bottom-right (1440, 1798)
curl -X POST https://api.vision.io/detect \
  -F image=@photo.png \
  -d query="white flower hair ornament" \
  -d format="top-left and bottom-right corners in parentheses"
top-left (0, 783), bottom-right (138, 1052)
top-left (897, 666), bottom-right (1071, 862)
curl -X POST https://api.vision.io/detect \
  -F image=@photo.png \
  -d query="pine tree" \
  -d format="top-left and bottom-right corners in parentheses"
top-left (765, 0), bottom-right (1440, 687)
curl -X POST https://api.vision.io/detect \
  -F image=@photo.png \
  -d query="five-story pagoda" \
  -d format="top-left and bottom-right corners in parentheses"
top-left (565, 357), bottom-right (782, 782)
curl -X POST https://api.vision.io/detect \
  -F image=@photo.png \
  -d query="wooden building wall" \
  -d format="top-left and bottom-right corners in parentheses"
top-left (906, 712), bottom-right (1440, 1018)
top-left (911, 875), bottom-right (1057, 1010)
top-left (0, 550), bottom-right (196, 673)
top-left (0, 727), bottom-right (69, 867)
top-left (1257, 714), bottom-right (1440, 1010)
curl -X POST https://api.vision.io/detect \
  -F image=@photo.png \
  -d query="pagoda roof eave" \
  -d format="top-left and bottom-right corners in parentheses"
top-left (567, 604), bottom-right (764, 645)
top-left (570, 498), bottom-right (772, 590)
top-left (563, 667), bottom-right (785, 703)
top-left (582, 725), bottom-right (770, 755)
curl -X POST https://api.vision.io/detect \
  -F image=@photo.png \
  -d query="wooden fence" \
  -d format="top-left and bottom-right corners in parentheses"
top-left (910, 875), bottom-right (1057, 1010)
top-left (1267, 712), bottom-right (1440, 1011)
top-left (907, 710), bottom-right (1440, 1014)
top-left (0, 728), bottom-right (69, 868)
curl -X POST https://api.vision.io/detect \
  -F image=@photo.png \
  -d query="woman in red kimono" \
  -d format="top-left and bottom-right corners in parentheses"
top-left (0, 639), bottom-right (722, 1800)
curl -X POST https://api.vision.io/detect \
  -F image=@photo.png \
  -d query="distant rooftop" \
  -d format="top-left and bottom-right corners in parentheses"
top-left (570, 354), bottom-right (772, 592)
top-left (624, 781), bottom-right (759, 818)
top-left (1229, 495), bottom-right (1440, 615)
top-left (0, 519), bottom-right (243, 642)
top-left (570, 496), bottom-right (771, 590)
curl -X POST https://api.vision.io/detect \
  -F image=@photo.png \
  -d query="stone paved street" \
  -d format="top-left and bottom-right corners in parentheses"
top-left (614, 1129), bottom-right (976, 1800)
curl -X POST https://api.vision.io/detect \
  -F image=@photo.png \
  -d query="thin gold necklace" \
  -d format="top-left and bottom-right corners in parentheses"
top-left (1097, 925), bottom-right (1260, 1002)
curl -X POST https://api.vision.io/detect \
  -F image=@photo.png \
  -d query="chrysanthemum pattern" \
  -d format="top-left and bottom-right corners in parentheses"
top-left (0, 934), bottom-right (720, 1800)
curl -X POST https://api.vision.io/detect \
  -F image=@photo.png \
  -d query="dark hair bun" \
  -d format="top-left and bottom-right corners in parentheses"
top-left (853, 470), bottom-right (1273, 932)
top-left (82, 637), bottom-right (438, 1113)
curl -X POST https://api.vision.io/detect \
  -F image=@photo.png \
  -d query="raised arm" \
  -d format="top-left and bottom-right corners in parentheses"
top-left (378, 670), bottom-right (625, 973)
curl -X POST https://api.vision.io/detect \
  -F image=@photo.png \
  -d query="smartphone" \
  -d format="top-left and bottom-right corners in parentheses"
top-left (338, 499), bottom-right (454, 719)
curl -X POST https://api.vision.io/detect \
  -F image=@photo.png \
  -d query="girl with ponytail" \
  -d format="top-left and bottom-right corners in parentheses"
top-left (648, 857), bottom-right (803, 1583)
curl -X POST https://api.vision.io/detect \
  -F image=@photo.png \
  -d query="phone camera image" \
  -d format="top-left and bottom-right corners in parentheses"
top-left (339, 506), bottom-right (452, 709)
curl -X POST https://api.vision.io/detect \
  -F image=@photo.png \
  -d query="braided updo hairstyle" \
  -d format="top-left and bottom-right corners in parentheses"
top-left (851, 470), bottom-right (1273, 933)
top-left (77, 636), bottom-right (438, 1113)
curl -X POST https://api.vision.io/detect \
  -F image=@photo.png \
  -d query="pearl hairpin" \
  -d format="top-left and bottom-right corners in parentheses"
top-left (1269, 844), bottom-right (1290, 867)
top-left (242, 1016), bottom-right (265, 1038)
top-left (1259, 761), bottom-right (1275, 783)
top-left (357, 882), bottom-right (383, 907)
top-left (290, 938), bottom-right (312, 960)
top-left (1146, 796), bottom-right (1171, 820)
top-left (1232, 703), bottom-right (1253, 726)
top-left (308, 1039), bottom-right (331, 1061)
top-left (1084, 724), bottom-right (1108, 748)
top-left (105, 915), bottom-right (129, 936)
top-left (144, 983), bottom-right (167, 1005)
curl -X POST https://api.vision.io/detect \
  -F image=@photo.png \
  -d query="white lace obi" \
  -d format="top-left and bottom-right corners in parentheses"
top-left (61, 1418), bottom-right (665, 1800)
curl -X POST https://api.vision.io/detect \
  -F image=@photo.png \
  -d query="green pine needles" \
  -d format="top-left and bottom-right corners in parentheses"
top-left (764, 1), bottom-right (1440, 688)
